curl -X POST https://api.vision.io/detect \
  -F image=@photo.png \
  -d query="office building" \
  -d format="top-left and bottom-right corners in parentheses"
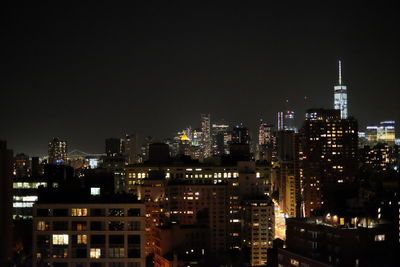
top-left (152, 224), bottom-right (210, 267)
top-left (333, 60), bottom-right (348, 119)
top-left (13, 165), bottom-right (74, 219)
top-left (358, 131), bottom-right (367, 148)
top-left (300, 109), bottom-right (358, 216)
top-left (277, 110), bottom-right (296, 132)
top-left (32, 186), bottom-right (145, 267)
top-left (191, 129), bottom-right (202, 147)
top-left (132, 170), bottom-right (166, 255)
top-left (365, 121), bottom-right (396, 147)
top-left (14, 153), bottom-right (30, 178)
top-left (211, 122), bottom-right (230, 155)
top-left (200, 114), bottom-right (211, 159)
top-left (231, 124), bottom-right (250, 145)
top-left (242, 197), bottom-right (275, 266)
top-left (377, 121), bottom-right (396, 146)
top-left (165, 180), bottom-right (229, 251)
top-left (257, 121), bottom-right (274, 162)
top-left (359, 143), bottom-right (391, 172)
top-left (283, 216), bottom-right (398, 266)
top-left (0, 141), bottom-right (13, 264)
top-left (48, 137), bottom-right (68, 164)
top-left (275, 130), bottom-right (301, 218)
top-left (123, 134), bottom-right (139, 165)
top-left (106, 138), bottom-right (123, 157)
top-left (258, 121), bottom-right (273, 146)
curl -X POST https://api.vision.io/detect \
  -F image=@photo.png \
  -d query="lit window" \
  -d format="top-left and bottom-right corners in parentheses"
top-left (290, 259), bottom-right (299, 266)
top-left (37, 221), bottom-right (48, 231)
top-left (77, 234), bottom-right (87, 244)
top-left (52, 234), bottom-right (69, 245)
top-left (76, 223), bottom-right (86, 231)
top-left (22, 196), bottom-right (38, 202)
top-left (90, 248), bottom-right (101, 258)
top-left (71, 208), bottom-right (88, 216)
top-left (374, 234), bottom-right (385, 241)
top-left (90, 187), bottom-right (101, 196)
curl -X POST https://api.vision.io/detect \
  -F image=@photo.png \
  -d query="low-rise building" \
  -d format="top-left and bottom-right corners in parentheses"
top-left (32, 193), bottom-right (146, 267)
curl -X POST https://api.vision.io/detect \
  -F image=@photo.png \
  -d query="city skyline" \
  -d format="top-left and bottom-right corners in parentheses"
top-left (1, 2), bottom-right (399, 156)
top-left (1, 3), bottom-right (399, 266)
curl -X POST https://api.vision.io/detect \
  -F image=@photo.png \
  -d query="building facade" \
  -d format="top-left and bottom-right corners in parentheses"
top-left (0, 141), bottom-right (13, 264)
top-left (48, 138), bottom-right (68, 164)
top-left (32, 202), bottom-right (146, 267)
top-left (300, 109), bottom-right (358, 216)
top-left (200, 114), bottom-right (211, 159)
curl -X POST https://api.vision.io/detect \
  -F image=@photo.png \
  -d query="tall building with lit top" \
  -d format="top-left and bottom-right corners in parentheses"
top-left (48, 137), bottom-right (67, 164)
top-left (201, 114), bottom-right (211, 159)
top-left (211, 122), bottom-right (230, 155)
top-left (334, 60), bottom-right (348, 119)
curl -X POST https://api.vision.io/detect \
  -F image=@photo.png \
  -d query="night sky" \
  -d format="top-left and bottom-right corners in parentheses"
top-left (1, 1), bottom-right (399, 156)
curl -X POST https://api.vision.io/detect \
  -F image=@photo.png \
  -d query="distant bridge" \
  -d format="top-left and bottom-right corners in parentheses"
top-left (68, 149), bottom-right (105, 158)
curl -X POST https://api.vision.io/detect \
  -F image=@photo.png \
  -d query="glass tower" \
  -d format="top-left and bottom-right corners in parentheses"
top-left (334, 60), bottom-right (348, 119)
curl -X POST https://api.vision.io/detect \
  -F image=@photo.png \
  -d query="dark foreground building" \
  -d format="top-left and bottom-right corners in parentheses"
top-left (0, 141), bottom-right (13, 264)
top-left (274, 216), bottom-right (399, 267)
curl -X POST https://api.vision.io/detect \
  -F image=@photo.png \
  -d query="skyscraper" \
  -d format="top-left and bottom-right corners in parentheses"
top-left (277, 110), bottom-right (296, 132)
top-left (231, 124), bottom-right (250, 144)
top-left (300, 109), bottom-right (358, 216)
top-left (334, 60), bottom-right (348, 119)
top-left (200, 114), bottom-right (211, 158)
top-left (105, 138), bottom-right (123, 156)
top-left (258, 121), bottom-right (273, 146)
top-left (123, 134), bottom-right (139, 164)
top-left (48, 137), bottom-right (67, 164)
top-left (257, 121), bottom-right (274, 161)
top-left (211, 122), bottom-right (230, 155)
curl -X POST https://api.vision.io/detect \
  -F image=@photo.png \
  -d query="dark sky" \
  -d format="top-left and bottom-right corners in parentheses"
top-left (1, 1), bottom-right (399, 156)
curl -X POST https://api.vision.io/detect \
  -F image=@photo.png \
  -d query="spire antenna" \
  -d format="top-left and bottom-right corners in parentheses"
top-left (338, 60), bottom-right (342, 85)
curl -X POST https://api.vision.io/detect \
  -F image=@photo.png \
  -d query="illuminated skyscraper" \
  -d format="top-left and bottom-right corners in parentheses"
top-left (48, 137), bottom-right (67, 164)
top-left (258, 120), bottom-right (273, 146)
top-left (257, 121), bottom-right (274, 161)
top-left (200, 114), bottom-right (211, 158)
top-left (277, 110), bottom-right (296, 132)
top-left (334, 60), bottom-right (348, 119)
